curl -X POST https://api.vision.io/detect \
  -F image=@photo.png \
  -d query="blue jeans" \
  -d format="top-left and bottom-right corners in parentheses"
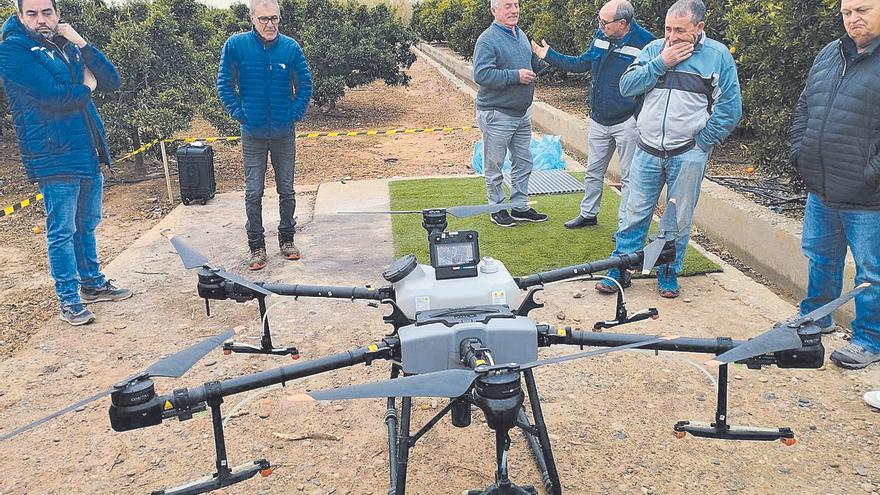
top-left (242, 134), bottom-right (297, 250)
top-left (800, 193), bottom-right (880, 352)
top-left (613, 146), bottom-right (710, 283)
top-left (38, 175), bottom-right (107, 307)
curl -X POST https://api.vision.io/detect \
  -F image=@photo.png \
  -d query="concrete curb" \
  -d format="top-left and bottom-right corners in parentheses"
top-left (416, 42), bottom-right (857, 323)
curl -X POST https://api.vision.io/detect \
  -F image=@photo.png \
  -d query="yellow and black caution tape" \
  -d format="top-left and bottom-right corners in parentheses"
top-left (112, 138), bottom-right (162, 164)
top-left (1, 192), bottom-right (43, 219)
top-left (4, 125), bottom-right (478, 218)
top-left (112, 126), bottom-right (477, 163)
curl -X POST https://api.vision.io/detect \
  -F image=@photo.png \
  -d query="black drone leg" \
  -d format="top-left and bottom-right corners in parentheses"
top-left (209, 398), bottom-right (232, 483)
top-left (386, 366), bottom-right (401, 495)
top-left (715, 363), bottom-right (730, 431)
top-left (523, 369), bottom-right (562, 495)
top-left (394, 397), bottom-right (413, 495)
top-left (467, 429), bottom-right (536, 495)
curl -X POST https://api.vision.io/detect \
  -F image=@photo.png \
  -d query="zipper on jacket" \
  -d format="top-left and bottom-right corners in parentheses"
top-left (660, 87), bottom-right (673, 152)
top-left (265, 43), bottom-right (272, 126)
top-left (817, 43), bottom-right (848, 198)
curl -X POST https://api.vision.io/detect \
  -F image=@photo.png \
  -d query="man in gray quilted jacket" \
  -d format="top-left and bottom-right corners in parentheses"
top-left (790, 0), bottom-right (880, 369)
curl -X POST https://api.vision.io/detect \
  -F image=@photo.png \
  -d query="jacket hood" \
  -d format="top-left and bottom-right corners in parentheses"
top-left (2, 15), bottom-right (33, 42)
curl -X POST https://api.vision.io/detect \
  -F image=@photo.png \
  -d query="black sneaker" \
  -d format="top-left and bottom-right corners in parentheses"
top-left (60, 303), bottom-right (96, 326)
top-left (490, 210), bottom-right (516, 227)
top-left (510, 208), bottom-right (548, 223)
top-left (80, 280), bottom-right (133, 303)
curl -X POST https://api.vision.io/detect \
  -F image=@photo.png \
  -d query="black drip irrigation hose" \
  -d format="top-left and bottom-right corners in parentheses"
top-left (706, 175), bottom-right (806, 212)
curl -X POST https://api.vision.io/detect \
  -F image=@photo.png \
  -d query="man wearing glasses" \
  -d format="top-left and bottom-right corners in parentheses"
top-left (217, 0), bottom-right (313, 270)
top-left (532, 0), bottom-right (654, 230)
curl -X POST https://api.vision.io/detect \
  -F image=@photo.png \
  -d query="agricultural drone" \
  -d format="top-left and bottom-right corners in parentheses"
top-left (0, 201), bottom-right (865, 495)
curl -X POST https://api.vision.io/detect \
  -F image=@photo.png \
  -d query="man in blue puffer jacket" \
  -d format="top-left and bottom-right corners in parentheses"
top-left (532, 0), bottom-right (654, 230)
top-left (0, 0), bottom-right (130, 326)
top-left (217, 0), bottom-right (313, 271)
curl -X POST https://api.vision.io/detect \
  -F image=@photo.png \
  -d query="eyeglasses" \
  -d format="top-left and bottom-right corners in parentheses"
top-left (597, 16), bottom-right (624, 28)
top-left (255, 15), bottom-right (281, 26)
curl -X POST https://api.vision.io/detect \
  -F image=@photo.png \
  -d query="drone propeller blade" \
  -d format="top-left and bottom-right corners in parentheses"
top-left (640, 237), bottom-right (666, 275)
top-left (337, 210), bottom-right (423, 215)
top-left (788, 283), bottom-right (869, 328)
top-left (707, 283), bottom-right (869, 366)
top-left (520, 336), bottom-right (678, 370)
top-left (446, 201), bottom-right (530, 219)
top-left (706, 325), bottom-right (802, 366)
top-left (167, 234), bottom-right (210, 270)
top-left (658, 198), bottom-right (678, 234)
top-left (214, 269), bottom-right (274, 297)
top-left (291, 369), bottom-right (480, 402)
top-left (0, 327), bottom-right (240, 443)
top-left (0, 389), bottom-right (113, 443)
top-left (146, 327), bottom-right (240, 378)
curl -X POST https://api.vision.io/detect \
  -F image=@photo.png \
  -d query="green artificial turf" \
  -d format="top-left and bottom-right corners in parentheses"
top-left (389, 173), bottom-right (721, 277)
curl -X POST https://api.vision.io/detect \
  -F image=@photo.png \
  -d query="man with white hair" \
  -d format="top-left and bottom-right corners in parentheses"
top-left (217, 0), bottom-right (312, 270)
top-left (472, 0), bottom-right (549, 227)
top-left (532, 0), bottom-right (654, 230)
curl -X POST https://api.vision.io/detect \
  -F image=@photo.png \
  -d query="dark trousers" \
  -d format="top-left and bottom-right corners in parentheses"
top-left (242, 134), bottom-right (296, 250)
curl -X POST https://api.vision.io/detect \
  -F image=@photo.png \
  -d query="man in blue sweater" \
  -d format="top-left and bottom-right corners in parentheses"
top-left (472, 0), bottom-right (548, 227)
top-left (0, 0), bottom-right (130, 326)
top-left (596, 0), bottom-right (741, 299)
top-left (217, 0), bottom-right (313, 270)
top-left (532, 0), bottom-right (654, 230)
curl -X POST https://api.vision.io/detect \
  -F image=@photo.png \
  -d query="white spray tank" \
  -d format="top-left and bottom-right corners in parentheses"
top-left (384, 254), bottom-right (524, 320)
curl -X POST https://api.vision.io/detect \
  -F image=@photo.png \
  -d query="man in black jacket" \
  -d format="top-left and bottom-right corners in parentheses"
top-left (790, 0), bottom-right (880, 369)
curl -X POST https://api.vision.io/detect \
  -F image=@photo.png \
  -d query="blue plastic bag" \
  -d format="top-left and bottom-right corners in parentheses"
top-left (471, 135), bottom-right (565, 175)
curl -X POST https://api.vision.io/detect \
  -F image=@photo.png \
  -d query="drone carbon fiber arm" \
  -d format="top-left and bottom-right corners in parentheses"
top-left (539, 327), bottom-right (825, 369)
top-left (110, 338), bottom-right (399, 432)
top-left (260, 283), bottom-right (393, 301)
top-left (515, 251), bottom-right (664, 289)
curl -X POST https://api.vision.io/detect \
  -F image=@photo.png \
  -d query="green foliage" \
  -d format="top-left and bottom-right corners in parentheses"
top-left (279, 0), bottom-right (417, 107)
top-left (446, 0), bottom-right (492, 58)
top-left (724, 0), bottom-right (842, 184)
top-left (411, 0), bottom-right (465, 42)
top-left (389, 174), bottom-right (719, 276)
top-left (82, 0), bottom-right (214, 155)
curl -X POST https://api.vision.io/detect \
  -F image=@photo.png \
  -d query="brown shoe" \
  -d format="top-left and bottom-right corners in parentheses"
top-left (280, 240), bottom-right (301, 260)
top-left (247, 247), bottom-right (268, 271)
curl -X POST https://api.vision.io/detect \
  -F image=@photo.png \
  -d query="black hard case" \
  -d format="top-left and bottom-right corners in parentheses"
top-left (176, 143), bottom-right (216, 205)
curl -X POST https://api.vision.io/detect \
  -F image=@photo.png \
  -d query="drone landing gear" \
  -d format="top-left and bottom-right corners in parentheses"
top-left (152, 392), bottom-right (272, 495)
top-left (593, 280), bottom-right (658, 331)
top-left (221, 296), bottom-right (299, 358)
top-left (674, 363), bottom-right (796, 445)
top-left (465, 430), bottom-right (537, 495)
top-left (386, 369), bottom-right (561, 495)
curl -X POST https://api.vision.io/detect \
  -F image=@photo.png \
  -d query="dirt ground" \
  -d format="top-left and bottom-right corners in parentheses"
top-left (0, 53), bottom-right (878, 495)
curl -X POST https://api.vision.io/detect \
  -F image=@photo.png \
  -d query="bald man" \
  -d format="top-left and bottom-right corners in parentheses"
top-left (532, 0), bottom-right (654, 230)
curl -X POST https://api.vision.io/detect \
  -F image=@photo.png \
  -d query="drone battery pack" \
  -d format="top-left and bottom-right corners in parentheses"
top-left (176, 143), bottom-right (216, 205)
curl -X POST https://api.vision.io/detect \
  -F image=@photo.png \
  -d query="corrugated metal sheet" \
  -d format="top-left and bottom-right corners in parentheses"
top-left (502, 170), bottom-right (584, 195)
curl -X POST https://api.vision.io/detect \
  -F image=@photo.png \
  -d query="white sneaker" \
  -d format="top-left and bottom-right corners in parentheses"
top-left (864, 390), bottom-right (880, 410)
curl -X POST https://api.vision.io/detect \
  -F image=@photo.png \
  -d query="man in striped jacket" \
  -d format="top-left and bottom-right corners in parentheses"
top-left (596, 0), bottom-right (741, 299)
